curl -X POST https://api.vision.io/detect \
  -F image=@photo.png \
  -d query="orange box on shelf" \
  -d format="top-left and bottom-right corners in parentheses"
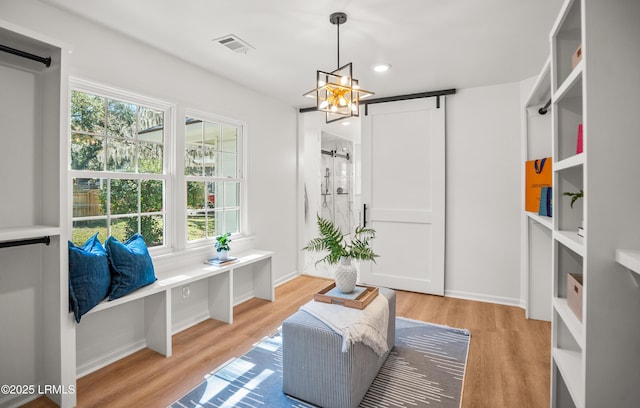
top-left (567, 273), bottom-right (583, 321)
top-left (572, 44), bottom-right (582, 69)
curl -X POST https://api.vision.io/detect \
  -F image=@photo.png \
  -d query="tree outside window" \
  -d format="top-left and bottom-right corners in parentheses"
top-left (70, 89), bottom-right (166, 247)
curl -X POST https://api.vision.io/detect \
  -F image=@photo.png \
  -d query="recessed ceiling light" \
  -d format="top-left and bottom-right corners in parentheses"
top-left (372, 64), bottom-right (391, 73)
top-left (342, 122), bottom-right (351, 126)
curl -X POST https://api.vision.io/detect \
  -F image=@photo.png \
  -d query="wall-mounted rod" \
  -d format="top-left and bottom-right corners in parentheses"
top-left (0, 236), bottom-right (51, 249)
top-left (538, 98), bottom-right (551, 115)
top-left (300, 88), bottom-right (457, 113)
top-left (361, 88), bottom-right (456, 107)
top-left (0, 44), bottom-right (51, 67)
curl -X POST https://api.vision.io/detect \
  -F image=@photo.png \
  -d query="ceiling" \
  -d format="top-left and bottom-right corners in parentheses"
top-left (43, 0), bottom-right (562, 109)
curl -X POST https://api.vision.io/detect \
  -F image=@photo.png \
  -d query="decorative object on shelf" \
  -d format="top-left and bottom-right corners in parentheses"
top-left (205, 256), bottom-right (238, 266)
top-left (538, 186), bottom-right (553, 217)
top-left (576, 124), bottom-right (583, 154)
top-left (303, 215), bottom-right (378, 293)
top-left (563, 190), bottom-right (584, 237)
top-left (303, 12), bottom-right (374, 124)
top-left (572, 43), bottom-right (582, 69)
top-left (525, 157), bottom-right (552, 212)
top-left (563, 189), bottom-right (583, 208)
top-left (567, 273), bottom-right (583, 321)
top-left (215, 232), bottom-right (232, 260)
top-left (337, 187), bottom-right (343, 194)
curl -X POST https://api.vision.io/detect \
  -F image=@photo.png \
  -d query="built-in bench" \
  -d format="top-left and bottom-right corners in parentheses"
top-left (80, 250), bottom-right (274, 358)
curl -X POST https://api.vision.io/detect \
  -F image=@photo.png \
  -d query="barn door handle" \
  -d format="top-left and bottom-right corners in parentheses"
top-left (363, 203), bottom-right (368, 227)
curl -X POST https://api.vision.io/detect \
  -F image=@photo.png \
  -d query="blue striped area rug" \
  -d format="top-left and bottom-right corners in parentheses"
top-left (170, 317), bottom-right (470, 408)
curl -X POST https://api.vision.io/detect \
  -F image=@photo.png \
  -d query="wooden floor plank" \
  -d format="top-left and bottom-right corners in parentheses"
top-left (24, 275), bottom-right (550, 408)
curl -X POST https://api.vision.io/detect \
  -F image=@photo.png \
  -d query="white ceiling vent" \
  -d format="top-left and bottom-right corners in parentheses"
top-left (213, 34), bottom-right (254, 54)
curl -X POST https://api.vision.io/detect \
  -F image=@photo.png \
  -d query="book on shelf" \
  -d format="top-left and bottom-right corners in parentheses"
top-left (576, 124), bottom-right (583, 154)
top-left (538, 186), bottom-right (552, 217)
top-left (204, 256), bottom-right (238, 266)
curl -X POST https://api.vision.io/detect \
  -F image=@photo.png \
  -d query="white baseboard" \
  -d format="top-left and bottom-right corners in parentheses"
top-left (172, 311), bottom-right (210, 335)
top-left (445, 289), bottom-right (521, 308)
top-left (76, 340), bottom-right (146, 378)
top-left (233, 290), bottom-right (255, 306)
top-left (274, 270), bottom-right (300, 287)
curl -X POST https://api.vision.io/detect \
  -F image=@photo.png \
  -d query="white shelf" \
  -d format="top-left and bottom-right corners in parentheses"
top-left (554, 154), bottom-right (584, 171)
top-left (615, 249), bottom-right (640, 276)
top-left (526, 212), bottom-right (553, 230)
top-left (86, 249), bottom-right (274, 315)
top-left (553, 297), bottom-right (584, 348)
top-left (525, 58), bottom-right (552, 107)
top-left (553, 348), bottom-right (584, 408)
top-left (554, 230), bottom-right (584, 257)
top-left (0, 225), bottom-right (61, 243)
top-left (549, 1), bottom-right (640, 406)
top-left (76, 249), bottom-right (274, 372)
top-left (552, 60), bottom-right (584, 103)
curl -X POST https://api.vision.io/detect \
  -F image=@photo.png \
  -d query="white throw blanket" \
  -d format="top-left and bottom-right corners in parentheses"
top-left (300, 294), bottom-right (389, 356)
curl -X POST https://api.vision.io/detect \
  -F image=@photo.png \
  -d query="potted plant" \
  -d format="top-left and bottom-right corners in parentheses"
top-left (563, 189), bottom-right (584, 236)
top-left (215, 232), bottom-right (232, 260)
top-left (303, 215), bottom-right (378, 293)
top-left (563, 189), bottom-right (583, 208)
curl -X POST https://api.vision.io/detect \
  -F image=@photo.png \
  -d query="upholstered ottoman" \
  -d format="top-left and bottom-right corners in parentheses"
top-left (282, 288), bottom-right (396, 408)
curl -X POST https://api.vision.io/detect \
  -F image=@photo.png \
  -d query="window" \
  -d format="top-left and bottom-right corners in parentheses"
top-left (70, 86), bottom-right (169, 248)
top-left (69, 81), bottom-right (246, 252)
top-left (185, 115), bottom-right (242, 242)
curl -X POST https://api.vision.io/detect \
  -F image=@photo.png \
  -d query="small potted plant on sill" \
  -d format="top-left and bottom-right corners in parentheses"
top-left (215, 232), bottom-right (232, 260)
top-left (303, 215), bottom-right (378, 293)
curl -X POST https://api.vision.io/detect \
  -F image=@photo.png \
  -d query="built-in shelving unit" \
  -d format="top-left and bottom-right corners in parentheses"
top-left (615, 250), bottom-right (640, 276)
top-left (0, 225), bottom-right (60, 243)
top-left (549, 0), bottom-right (640, 407)
top-left (521, 58), bottom-right (552, 321)
top-left (0, 22), bottom-right (74, 407)
top-left (75, 250), bottom-right (274, 377)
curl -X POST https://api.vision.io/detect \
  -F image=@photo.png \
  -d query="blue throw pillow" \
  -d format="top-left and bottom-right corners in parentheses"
top-left (105, 233), bottom-right (157, 300)
top-left (68, 233), bottom-right (111, 323)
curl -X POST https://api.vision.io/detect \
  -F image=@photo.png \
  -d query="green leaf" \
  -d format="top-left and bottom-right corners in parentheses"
top-left (303, 215), bottom-right (378, 265)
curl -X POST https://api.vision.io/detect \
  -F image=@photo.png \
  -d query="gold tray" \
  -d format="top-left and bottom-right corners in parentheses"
top-left (313, 283), bottom-right (379, 309)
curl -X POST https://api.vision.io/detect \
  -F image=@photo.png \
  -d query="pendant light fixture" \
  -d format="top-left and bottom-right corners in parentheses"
top-left (303, 12), bottom-right (374, 123)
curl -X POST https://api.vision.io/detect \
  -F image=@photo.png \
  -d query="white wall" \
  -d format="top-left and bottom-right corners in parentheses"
top-left (0, 0), bottom-right (298, 375)
top-left (300, 83), bottom-right (525, 306)
top-left (445, 81), bottom-right (522, 305)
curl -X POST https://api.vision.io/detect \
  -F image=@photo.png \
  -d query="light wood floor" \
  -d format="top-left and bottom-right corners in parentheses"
top-left (26, 275), bottom-right (550, 408)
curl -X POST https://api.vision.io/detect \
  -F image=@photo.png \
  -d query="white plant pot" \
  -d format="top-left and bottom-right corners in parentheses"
top-left (335, 256), bottom-right (357, 293)
top-left (217, 249), bottom-right (229, 260)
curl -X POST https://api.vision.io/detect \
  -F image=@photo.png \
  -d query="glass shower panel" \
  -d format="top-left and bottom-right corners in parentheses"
top-left (320, 135), bottom-right (353, 237)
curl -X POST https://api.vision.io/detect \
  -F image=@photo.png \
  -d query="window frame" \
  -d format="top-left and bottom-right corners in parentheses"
top-left (68, 77), bottom-right (175, 255)
top-left (183, 108), bottom-right (247, 247)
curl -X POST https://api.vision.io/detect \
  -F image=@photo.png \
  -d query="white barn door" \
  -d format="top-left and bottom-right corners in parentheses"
top-left (359, 97), bottom-right (445, 295)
